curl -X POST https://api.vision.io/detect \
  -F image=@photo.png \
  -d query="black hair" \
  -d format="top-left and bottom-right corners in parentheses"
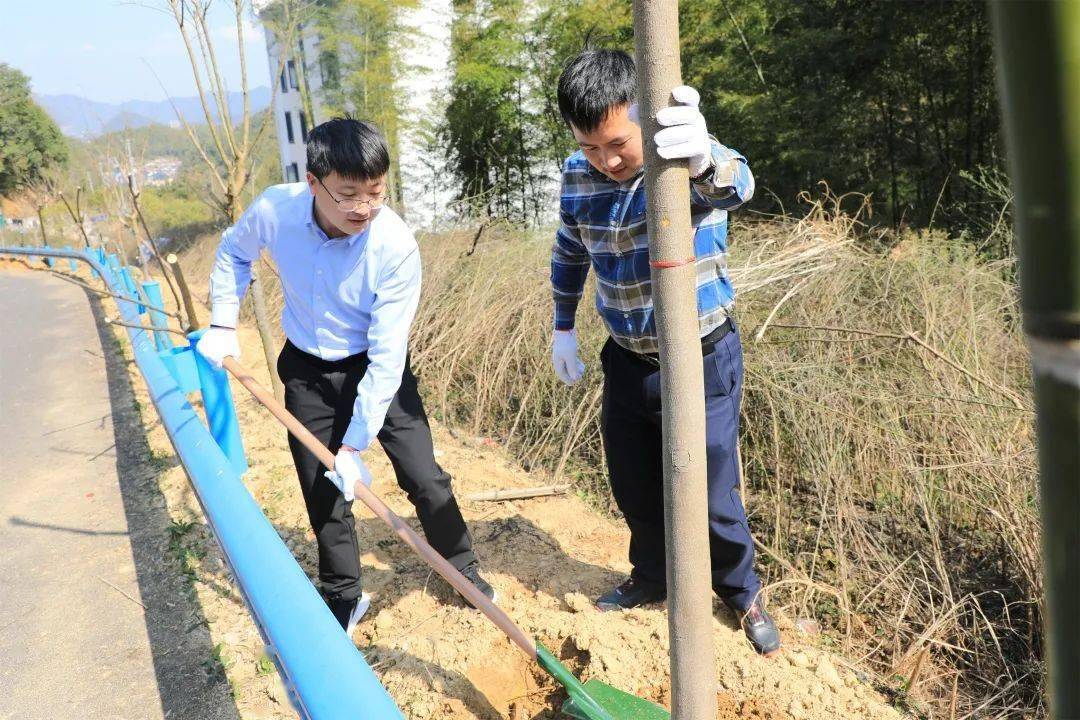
top-left (556, 49), bottom-right (636, 133)
top-left (305, 117), bottom-right (390, 181)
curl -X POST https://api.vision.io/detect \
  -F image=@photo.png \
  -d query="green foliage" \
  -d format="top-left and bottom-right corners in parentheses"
top-left (440, 0), bottom-right (548, 222)
top-left (0, 64), bottom-right (68, 195)
top-left (255, 653), bottom-right (276, 676)
top-left (528, 0), bottom-right (634, 172)
top-left (139, 183), bottom-right (216, 238)
top-left (440, 0), bottom-right (1004, 241)
top-left (211, 642), bottom-right (234, 670)
top-left (317, 0), bottom-right (419, 202)
top-left (46, 107), bottom-right (279, 239)
top-left (681, 0), bottom-right (1001, 232)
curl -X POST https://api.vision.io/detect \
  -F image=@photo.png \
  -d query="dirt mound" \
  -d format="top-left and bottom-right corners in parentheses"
top-left (118, 288), bottom-right (905, 719)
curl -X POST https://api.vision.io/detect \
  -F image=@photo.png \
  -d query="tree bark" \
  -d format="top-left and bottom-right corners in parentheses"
top-left (35, 206), bottom-right (48, 248)
top-left (990, 3), bottom-right (1080, 718)
top-left (249, 269), bottom-right (285, 403)
top-left (166, 253), bottom-right (202, 332)
top-left (127, 174), bottom-right (186, 322)
top-left (57, 189), bottom-right (92, 249)
top-left (632, 2), bottom-right (718, 718)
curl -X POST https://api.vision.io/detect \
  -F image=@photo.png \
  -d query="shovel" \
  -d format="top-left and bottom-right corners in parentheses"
top-left (222, 358), bottom-right (669, 720)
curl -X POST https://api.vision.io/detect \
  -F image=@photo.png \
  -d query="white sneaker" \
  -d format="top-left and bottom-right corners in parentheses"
top-left (330, 592), bottom-right (371, 635)
top-left (346, 592), bottom-right (371, 635)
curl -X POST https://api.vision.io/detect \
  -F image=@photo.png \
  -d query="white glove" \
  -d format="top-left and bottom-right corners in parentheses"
top-left (195, 326), bottom-right (240, 369)
top-left (324, 449), bottom-right (372, 502)
top-left (653, 85), bottom-right (713, 178)
top-left (552, 329), bottom-right (586, 386)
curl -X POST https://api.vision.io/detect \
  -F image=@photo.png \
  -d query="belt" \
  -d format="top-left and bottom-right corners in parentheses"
top-left (283, 339), bottom-right (368, 371)
top-left (619, 318), bottom-right (734, 366)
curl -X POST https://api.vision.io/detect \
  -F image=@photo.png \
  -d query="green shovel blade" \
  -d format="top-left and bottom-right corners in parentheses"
top-left (561, 680), bottom-right (671, 720)
top-left (535, 642), bottom-right (670, 720)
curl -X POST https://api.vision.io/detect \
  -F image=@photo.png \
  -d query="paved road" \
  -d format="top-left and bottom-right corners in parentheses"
top-left (0, 268), bottom-right (237, 720)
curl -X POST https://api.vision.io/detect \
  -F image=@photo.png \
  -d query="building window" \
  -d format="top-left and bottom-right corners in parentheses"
top-left (280, 68), bottom-right (287, 93)
top-left (287, 59), bottom-right (299, 90)
top-left (286, 163), bottom-right (299, 183)
top-left (319, 52), bottom-right (339, 89)
top-left (299, 111), bottom-right (308, 143)
top-left (284, 111), bottom-right (295, 144)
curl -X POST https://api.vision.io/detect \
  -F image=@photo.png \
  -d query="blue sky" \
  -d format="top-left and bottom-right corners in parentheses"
top-left (0, 0), bottom-right (271, 103)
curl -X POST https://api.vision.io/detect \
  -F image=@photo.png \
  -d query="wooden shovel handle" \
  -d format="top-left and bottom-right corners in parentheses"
top-left (221, 357), bottom-right (537, 659)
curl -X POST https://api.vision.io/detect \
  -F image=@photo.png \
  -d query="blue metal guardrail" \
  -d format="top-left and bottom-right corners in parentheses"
top-left (1, 246), bottom-right (403, 719)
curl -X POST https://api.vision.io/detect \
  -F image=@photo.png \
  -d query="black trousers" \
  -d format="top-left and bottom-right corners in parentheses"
top-left (277, 341), bottom-right (475, 603)
top-left (599, 323), bottom-right (762, 611)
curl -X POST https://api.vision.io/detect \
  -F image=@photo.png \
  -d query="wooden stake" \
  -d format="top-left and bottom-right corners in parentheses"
top-left (166, 253), bottom-right (202, 332)
top-left (126, 174), bottom-right (185, 324)
top-left (632, 2), bottom-right (718, 718)
top-left (248, 269), bottom-right (285, 403)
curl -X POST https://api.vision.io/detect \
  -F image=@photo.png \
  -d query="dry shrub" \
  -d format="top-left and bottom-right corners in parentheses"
top-left (410, 197), bottom-right (1043, 719)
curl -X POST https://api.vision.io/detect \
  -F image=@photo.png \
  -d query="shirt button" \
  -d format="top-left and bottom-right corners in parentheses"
top-left (623, 312), bottom-right (630, 318)
top-left (317, 269), bottom-right (323, 275)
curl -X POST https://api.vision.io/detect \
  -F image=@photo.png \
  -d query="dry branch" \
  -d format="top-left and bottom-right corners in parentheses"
top-left (462, 485), bottom-right (570, 502)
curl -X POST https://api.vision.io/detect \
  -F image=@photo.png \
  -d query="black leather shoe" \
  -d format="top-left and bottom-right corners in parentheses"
top-left (724, 596), bottom-right (781, 656)
top-left (596, 577), bottom-right (666, 611)
top-left (460, 562), bottom-right (497, 606)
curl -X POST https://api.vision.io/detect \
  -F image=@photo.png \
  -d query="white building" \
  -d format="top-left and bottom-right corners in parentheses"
top-left (258, 8), bottom-right (328, 184)
top-left (395, 0), bottom-right (455, 227)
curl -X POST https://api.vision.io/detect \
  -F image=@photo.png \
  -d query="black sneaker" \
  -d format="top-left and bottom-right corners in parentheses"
top-left (328, 592), bottom-right (371, 635)
top-left (460, 562), bottom-right (497, 606)
top-left (723, 596), bottom-right (781, 656)
top-left (596, 577), bottom-right (666, 611)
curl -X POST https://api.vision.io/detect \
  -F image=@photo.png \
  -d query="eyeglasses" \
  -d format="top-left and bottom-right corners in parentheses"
top-left (317, 177), bottom-right (386, 213)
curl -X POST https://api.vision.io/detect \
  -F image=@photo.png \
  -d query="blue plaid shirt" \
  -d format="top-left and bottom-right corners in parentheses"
top-left (551, 139), bottom-right (754, 354)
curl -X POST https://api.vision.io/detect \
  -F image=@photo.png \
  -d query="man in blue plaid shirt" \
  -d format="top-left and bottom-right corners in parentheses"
top-left (550, 49), bottom-right (780, 656)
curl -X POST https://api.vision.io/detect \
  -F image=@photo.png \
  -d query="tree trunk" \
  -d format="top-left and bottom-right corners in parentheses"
top-left (35, 206), bottom-right (47, 247)
top-left (631, 2), bottom-right (718, 719)
top-left (964, 11), bottom-right (976, 170)
top-left (128, 175), bottom-right (186, 321)
top-left (990, 3), bottom-right (1080, 718)
top-left (913, 50), bottom-right (927, 222)
top-left (881, 97), bottom-right (901, 226)
top-left (166, 253), bottom-right (202, 332)
top-left (249, 269), bottom-right (285, 403)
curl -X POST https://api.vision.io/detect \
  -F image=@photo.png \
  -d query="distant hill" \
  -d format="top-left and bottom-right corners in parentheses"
top-left (35, 88), bottom-right (272, 138)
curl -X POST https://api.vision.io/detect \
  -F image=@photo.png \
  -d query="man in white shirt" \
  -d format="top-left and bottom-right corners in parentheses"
top-left (196, 118), bottom-right (494, 635)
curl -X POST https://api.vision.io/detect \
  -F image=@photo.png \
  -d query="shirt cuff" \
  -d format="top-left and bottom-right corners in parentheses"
top-left (342, 419), bottom-right (372, 453)
top-left (553, 301), bottom-right (578, 331)
top-left (211, 302), bottom-right (240, 329)
top-left (692, 157), bottom-right (738, 196)
top-left (711, 157), bottom-right (738, 190)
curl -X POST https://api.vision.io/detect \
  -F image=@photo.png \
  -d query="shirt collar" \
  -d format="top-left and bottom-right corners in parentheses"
top-left (305, 197), bottom-right (365, 246)
top-left (583, 160), bottom-right (645, 187)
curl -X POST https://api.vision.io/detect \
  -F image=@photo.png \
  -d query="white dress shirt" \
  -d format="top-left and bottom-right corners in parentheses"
top-left (208, 182), bottom-right (421, 451)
